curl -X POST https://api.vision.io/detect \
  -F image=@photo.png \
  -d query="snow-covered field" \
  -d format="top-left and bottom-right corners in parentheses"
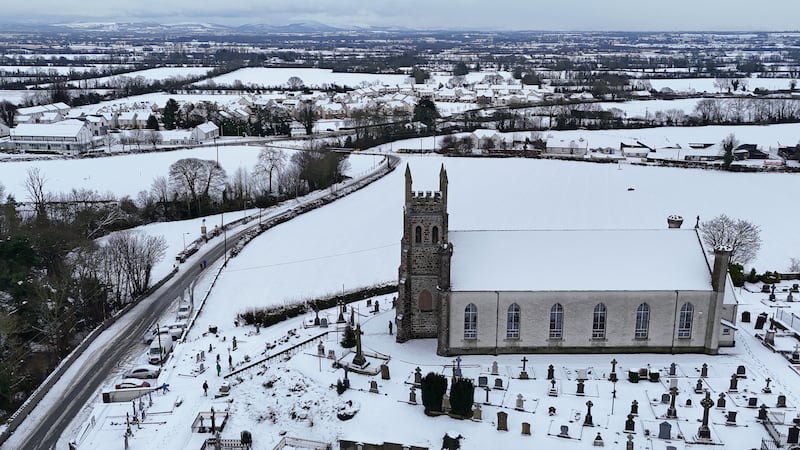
top-left (0, 142), bottom-right (791, 450)
top-left (593, 98), bottom-right (702, 118)
top-left (647, 76), bottom-right (795, 93)
top-left (197, 68), bottom-right (410, 89)
top-left (65, 66), bottom-right (215, 88)
top-left (0, 65), bottom-right (126, 75)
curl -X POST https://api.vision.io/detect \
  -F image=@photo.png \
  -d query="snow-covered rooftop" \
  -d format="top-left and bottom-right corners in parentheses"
top-left (11, 119), bottom-right (87, 138)
top-left (448, 229), bottom-right (711, 292)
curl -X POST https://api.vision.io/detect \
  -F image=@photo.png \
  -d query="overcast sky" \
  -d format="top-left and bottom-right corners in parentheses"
top-left (3, 0), bottom-right (800, 31)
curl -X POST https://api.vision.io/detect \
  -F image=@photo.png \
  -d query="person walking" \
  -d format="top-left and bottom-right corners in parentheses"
top-left (216, 362), bottom-right (221, 376)
top-left (202, 380), bottom-right (208, 396)
top-left (388, 321), bottom-right (393, 335)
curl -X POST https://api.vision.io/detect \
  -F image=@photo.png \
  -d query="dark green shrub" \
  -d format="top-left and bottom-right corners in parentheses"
top-left (747, 268), bottom-right (759, 284)
top-left (421, 372), bottom-right (448, 413)
top-left (729, 263), bottom-right (745, 287)
top-left (449, 378), bottom-right (475, 417)
top-left (762, 271), bottom-right (782, 284)
top-left (341, 324), bottom-right (357, 348)
top-left (336, 379), bottom-right (347, 395)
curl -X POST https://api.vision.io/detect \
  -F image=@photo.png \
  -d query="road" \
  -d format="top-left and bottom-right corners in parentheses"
top-left (14, 237), bottom-right (227, 450)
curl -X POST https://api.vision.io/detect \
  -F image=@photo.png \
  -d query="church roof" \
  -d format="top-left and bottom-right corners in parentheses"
top-left (448, 229), bottom-right (712, 292)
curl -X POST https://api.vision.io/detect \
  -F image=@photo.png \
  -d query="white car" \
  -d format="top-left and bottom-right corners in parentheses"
top-left (125, 365), bottom-right (161, 379)
top-left (142, 326), bottom-right (172, 344)
top-left (177, 303), bottom-right (193, 320)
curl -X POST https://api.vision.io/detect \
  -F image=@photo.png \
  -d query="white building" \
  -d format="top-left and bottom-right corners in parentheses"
top-left (11, 120), bottom-right (95, 154)
top-left (191, 122), bottom-right (219, 142)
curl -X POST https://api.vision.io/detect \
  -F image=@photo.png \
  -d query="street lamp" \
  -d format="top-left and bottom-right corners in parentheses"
top-left (182, 232), bottom-right (190, 252)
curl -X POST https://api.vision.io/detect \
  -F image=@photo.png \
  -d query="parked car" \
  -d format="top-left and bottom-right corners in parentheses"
top-left (177, 302), bottom-right (193, 320)
top-left (143, 326), bottom-right (173, 344)
top-left (166, 322), bottom-right (187, 340)
top-left (115, 379), bottom-right (151, 389)
top-left (124, 366), bottom-right (161, 379)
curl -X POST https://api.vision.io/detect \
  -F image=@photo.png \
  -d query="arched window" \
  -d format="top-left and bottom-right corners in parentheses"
top-left (432, 226), bottom-right (439, 244)
top-left (506, 303), bottom-right (520, 339)
top-left (414, 225), bottom-right (422, 244)
top-left (464, 304), bottom-right (477, 339)
top-left (549, 303), bottom-right (563, 339)
top-left (418, 290), bottom-right (433, 311)
top-left (678, 303), bottom-right (694, 338)
top-left (592, 303), bottom-right (606, 339)
top-left (635, 303), bottom-right (650, 339)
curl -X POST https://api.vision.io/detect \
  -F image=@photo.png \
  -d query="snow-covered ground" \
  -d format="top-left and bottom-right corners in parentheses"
top-left (196, 68), bottom-right (410, 89)
top-left (63, 67), bottom-right (215, 88)
top-left (593, 98), bottom-right (703, 118)
top-left (646, 76), bottom-right (795, 93)
top-left (0, 142), bottom-right (795, 449)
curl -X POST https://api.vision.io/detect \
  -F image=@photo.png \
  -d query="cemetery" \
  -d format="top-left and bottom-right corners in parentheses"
top-left (71, 277), bottom-right (800, 450)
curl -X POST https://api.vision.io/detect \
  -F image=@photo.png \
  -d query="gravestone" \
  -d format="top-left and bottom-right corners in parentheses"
top-left (366, 299), bottom-right (372, 307)
top-left (698, 391), bottom-right (713, 440)
top-left (472, 404), bottom-right (482, 421)
top-left (726, 410), bottom-right (737, 425)
top-left (748, 397), bottom-right (758, 408)
top-left (549, 379), bottom-right (558, 397)
top-left (494, 378), bottom-right (504, 390)
top-left (327, 349), bottom-right (336, 360)
top-left (491, 361), bottom-right (499, 376)
top-left (670, 378), bottom-right (678, 390)
top-left (520, 356), bottom-right (530, 380)
top-left (658, 421), bottom-right (672, 440)
top-left (669, 363), bottom-right (677, 376)
top-left (478, 376), bottom-right (488, 387)
top-left (700, 363), bottom-right (708, 378)
top-left (755, 313), bottom-right (767, 329)
top-left (593, 432), bottom-right (604, 447)
top-left (626, 435), bottom-right (634, 450)
top-left (788, 426), bottom-right (799, 444)
top-left (549, 406), bottom-right (556, 416)
top-left (778, 395), bottom-right (787, 408)
top-left (547, 364), bottom-right (555, 380)
top-left (577, 379), bottom-right (585, 396)
top-left (609, 359), bottom-right (618, 382)
top-left (666, 386), bottom-right (678, 419)
top-left (409, 386), bottom-right (417, 404)
top-left (584, 401), bottom-right (594, 427)
top-left (317, 342), bottom-right (325, 356)
top-left (763, 378), bottom-right (772, 394)
top-left (559, 425), bottom-right (570, 438)
top-left (484, 386), bottom-right (491, 404)
top-left (521, 422), bottom-right (531, 435)
top-left (515, 394), bottom-right (525, 411)
top-left (380, 364), bottom-right (390, 380)
top-left (758, 404), bottom-right (768, 421)
top-left (686, 398), bottom-right (692, 407)
top-left (414, 367), bottom-right (422, 385)
top-left (717, 393), bottom-right (726, 409)
top-left (351, 323), bottom-right (367, 367)
top-left (442, 394), bottom-right (450, 411)
top-left (695, 379), bottom-right (704, 393)
top-left (630, 400), bottom-right (639, 416)
top-left (624, 414), bottom-right (635, 433)
top-left (369, 380), bottom-right (379, 394)
top-left (728, 374), bottom-right (739, 392)
top-left (661, 393), bottom-right (671, 404)
top-left (320, 318), bottom-right (328, 328)
top-left (453, 356), bottom-right (462, 378)
top-left (497, 411), bottom-right (508, 431)
top-left (765, 330), bottom-right (775, 346)
top-left (741, 311), bottom-right (751, 323)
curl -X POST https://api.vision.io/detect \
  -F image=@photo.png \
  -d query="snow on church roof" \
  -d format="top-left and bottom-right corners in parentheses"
top-left (448, 228), bottom-right (712, 292)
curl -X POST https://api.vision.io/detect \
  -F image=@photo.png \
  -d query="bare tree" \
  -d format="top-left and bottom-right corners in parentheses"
top-left (287, 76), bottom-right (304, 89)
top-left (255, 147), bottom-right (286, 195)
top-left (150, 176), bottom-right (171, 219)
top-left (294, 100), bottom-right (317, 135)
top-left (168, 158), bottom-right (227, 215)
top-left (145, 130), bottom-right (163, 149)
top-left (24, 167), bottom-right (49, 220)
top-left (0, 100), bottom-right (17, 126)
top-left (103, 231), bottom-right (166, 297)
top-left (700, 214), bottom-right (762, 266)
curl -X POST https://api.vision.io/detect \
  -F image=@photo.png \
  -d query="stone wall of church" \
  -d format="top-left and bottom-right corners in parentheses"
top-left (443, 290), bottom-right (720, 355)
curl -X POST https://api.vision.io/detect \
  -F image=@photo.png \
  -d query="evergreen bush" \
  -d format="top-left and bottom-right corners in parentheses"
top-left (421, 372), bottom-right (448, 413)
top-left (341, 324), bottom-right (357, 348)
top-left (449, 378), bottom-right (475, 417)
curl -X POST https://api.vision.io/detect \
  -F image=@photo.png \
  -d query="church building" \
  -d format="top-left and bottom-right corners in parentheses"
top-left (395, 165), bottom-right (736, 356)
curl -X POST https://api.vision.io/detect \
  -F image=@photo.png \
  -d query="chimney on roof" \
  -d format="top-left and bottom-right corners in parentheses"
top-left (712, 245), bottom-right (732, 293)
top-left (667, 215), bottom-right (684, 229)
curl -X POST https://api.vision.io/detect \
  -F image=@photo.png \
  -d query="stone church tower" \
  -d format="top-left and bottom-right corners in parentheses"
top-left (396, 165), bottom-right (452, 351)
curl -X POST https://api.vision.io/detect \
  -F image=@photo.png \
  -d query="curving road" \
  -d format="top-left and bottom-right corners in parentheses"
top-left (12, 235), bottom-right (230, 450)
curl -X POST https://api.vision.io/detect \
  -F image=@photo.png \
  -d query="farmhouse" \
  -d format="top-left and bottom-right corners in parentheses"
top-left (10, 120), bottom-right (94, 154)
top-left (396, 166), bottom-right (736, 356)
